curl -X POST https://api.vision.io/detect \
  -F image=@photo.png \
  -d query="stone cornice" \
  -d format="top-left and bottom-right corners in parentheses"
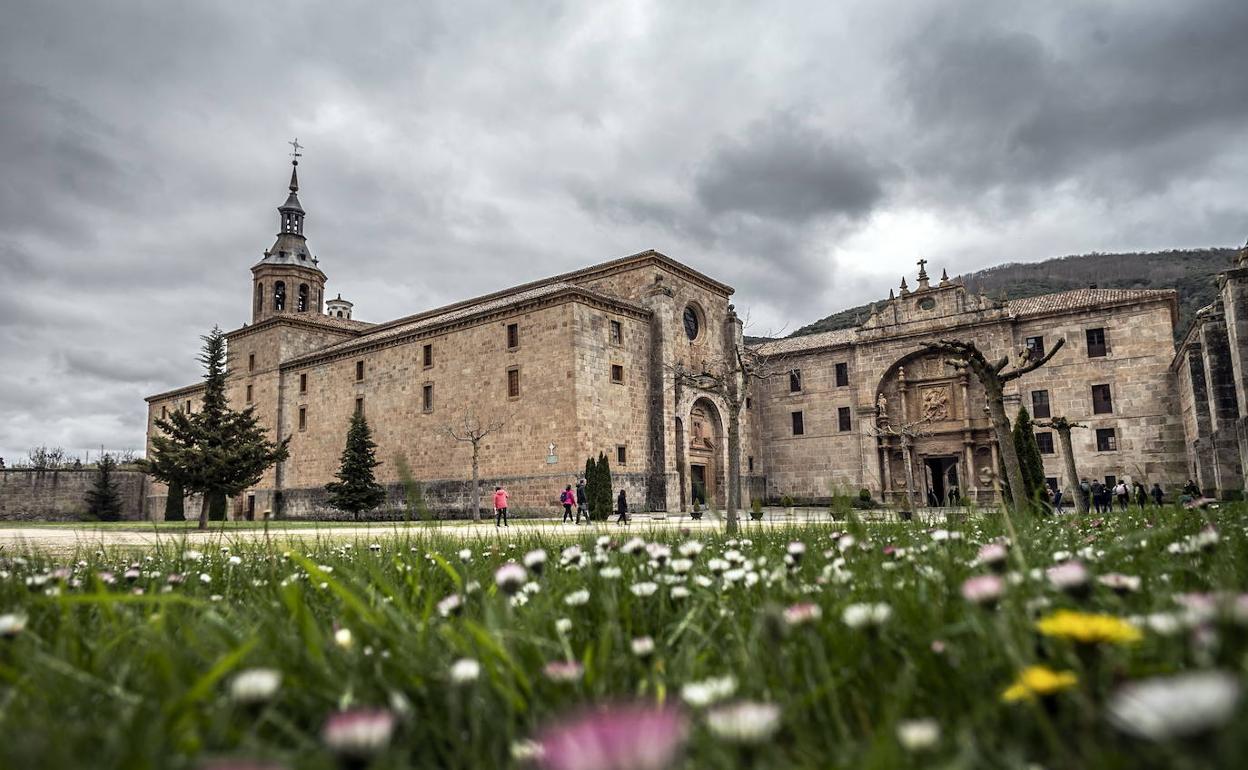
top-left (225, 314), bottom-right (367, 343)
top-left (144, 381), bottom-right (206, 403)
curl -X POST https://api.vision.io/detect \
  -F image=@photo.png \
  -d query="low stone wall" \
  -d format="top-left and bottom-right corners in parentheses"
top-left (0, 469), bottom-right (148, 521)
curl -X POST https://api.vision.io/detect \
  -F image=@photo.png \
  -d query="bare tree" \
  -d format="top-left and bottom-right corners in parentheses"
top-left (922, 337), bottom-right (1065, 514)
top-left (26, 446), bottom-right (67, 470)
top-left (1036, 417), bottom-right (1088, 513)
top-left (865, 407), bottom-right (937, 513)
top-left (671, 308), bottom-right (776, 533)
top-left (444, 408), bottom-right (508, 521)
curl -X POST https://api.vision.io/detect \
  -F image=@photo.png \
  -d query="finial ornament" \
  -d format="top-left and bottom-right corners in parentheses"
top-left (917, 258), bottom-right (929, 281)
top-left (289, 138), bottom-right (303, 164)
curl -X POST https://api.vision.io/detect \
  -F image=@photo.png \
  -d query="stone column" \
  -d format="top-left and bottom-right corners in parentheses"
top-left (1199, 308), bottom-right (1244, 498)
top-left (1218, 256), bottom-right (1248, 490)
top-left (642, 279), bottom-right (679, 511)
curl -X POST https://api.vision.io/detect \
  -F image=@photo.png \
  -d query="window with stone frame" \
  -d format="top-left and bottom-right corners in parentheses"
top-left (791, 410), bottom-right (805, 436)
top-left (248, 353), bottom-right (255, 372)
top-left (748, 456), bottom-right (754, 472)
top-left (616, 445), bottom-right (627, 465)
top-left (161, 406), bottom-right (167, 419)
top-left (422, 383), bottom-right (434, 413)
top-left (611, 364), bottom-right (624, 384)
top-left (274, 281), bottom-right (286, 312)
top-left (838, 406), bottom-right (851, 432)
top-left (1036, 431), bottom-right (1055, 454)
top-left (609, 320), bottom-right (623, 345)
top-left (1096, 427), bottom-right (1117, 451)
top-left (507, 367), bottom-right (521, 398)
top-left (354, 397), bottom-right (364, 417)
top-left (255, 282), bottom-right (264, 315)
top-left (789, 369), bottom-right (802, 393)
top-left (507, 322), bottom-right (519, 350)
top-left (1031, 389), bottom-right (1051, 419)
top-left (1025, 335), bottom-right (1045, 361)
top-left (422, 344), bottom-right (433, 368)
top-left (298, 406), bottom-right (307, 432)
top-left (1091, 384), bottom-right (1113, 414)
top-left (297, 284), bottom-right (309, 312)
top-left (299, 373), bottom-right (307, 393)
top-left (1086, 327), bottom-right (1108, 357)
top-left (246, 384), bottom-right (253, 404)
top-left (835, 362), bottom-right (849, 387)
top-left (355, 360), bottom-right (365, 381)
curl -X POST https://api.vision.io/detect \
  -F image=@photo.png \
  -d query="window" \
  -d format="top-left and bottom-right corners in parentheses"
top-left (299, 373), bottom-right (307, 393)
top-left (297, 284), bottom-right (309, 312)
top-left (789, 370), bottom-right (802, 393)
top-left (1096, 428), bottom-right (1117, 452)
top-left (617, 445), bottom-right (627, 465)
top-left (508, 367), bottom-right (520, 398)
top-left (507, 322), bottom-right (519, 349)
top-left (1104, 475), bottom-right (1117, 488)
top-left (422, 344), bottom-right (433, 368)
top-left (355, 397), bottom-right (364, 416)
top-left (609, 320), bottom-right (622, 345)
top-left (1086, 328), bottom-right (1107, 358)
top-left (422, 383), bottom-right (434, 413)
top-left (246, 384), bottom-right (253, 403)
top-left (355, 360), bottom-right (364, 381)
top-left (838, 406), bottom-right (851, 432)
top-left (1036, 431), bottom-right (1054, 454)
top-left (298, 406), bottom-right (307, 431)
top-left (248, 353), bottom-right (255, 372)
top-left (747, 456), bottom-right (755, 473)
top-left (1031, 389), bottom-right (1051, 419)
top-left (1025, 336), bottom-right (1045, 361)
top-left (791, 411), bottom-right (805, 436)
top-left (683, 306), bottom-right (700, 341)
top-left (746, 397), bottom-right (753, 410)
top-left (185, 400), bottom-right (192, 413)
top-left (1091, 384), bottom-right (1113, 414)
top-left (835, 362), bottom-right (849, 387)
top-left (1045, 477), bottom-right (1058, 491)
top-left (161, 406), bottom-right (167, 419)
top-left (274, 281), bottom-right (286, 312)
top-left (255, 282), bottom-right (264, 315)
top-left (611, 364), bottom-right (624, 384)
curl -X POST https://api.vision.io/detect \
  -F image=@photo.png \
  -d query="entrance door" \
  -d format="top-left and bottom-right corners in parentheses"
top-left (246, 494), bottom-right (256, 521)
top-left (923, 457), bottom-right (960, 506)
top-left (691, 464), bottom-right (708, 506)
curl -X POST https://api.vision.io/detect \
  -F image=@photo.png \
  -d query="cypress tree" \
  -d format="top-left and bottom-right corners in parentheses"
top-left (583, 457), bottom-right (597, 518)
top-left (164, 477), bottom-right (186, 521)
top-left (325, 411), bottom-right (386, 520)
top-left (1012, 406), bottom-right (1047, 508)
top-left (85, 453), bottom-right (123, 521)
top-left (596, 452), bottom-right (613, 521)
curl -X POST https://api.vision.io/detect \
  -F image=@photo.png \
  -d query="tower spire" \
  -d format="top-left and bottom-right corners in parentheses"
top-left (288, 138), bottom-right (302, 192)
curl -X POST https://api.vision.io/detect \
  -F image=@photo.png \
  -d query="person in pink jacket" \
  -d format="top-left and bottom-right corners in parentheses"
top-left (493, 485), bottom-right (509, 527)
top-left (560, 485), bottom-right (575, 523)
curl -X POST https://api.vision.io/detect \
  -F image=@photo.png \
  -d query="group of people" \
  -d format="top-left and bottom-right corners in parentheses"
top-left (491, 480), bottom-right (630, 527)
top-left (1051, 478), bottom-right (1166, 514)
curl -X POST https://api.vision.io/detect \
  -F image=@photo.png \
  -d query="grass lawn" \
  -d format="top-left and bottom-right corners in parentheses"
top-left (0, 504), bottom-right (1245, 768)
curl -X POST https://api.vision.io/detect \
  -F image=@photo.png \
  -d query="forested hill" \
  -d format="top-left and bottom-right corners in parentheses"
top-left (788, 247), bottom-right (1239, 341)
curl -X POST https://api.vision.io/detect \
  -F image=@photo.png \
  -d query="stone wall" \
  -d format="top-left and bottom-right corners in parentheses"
top-left (0, 469), bottom-right (148, 521)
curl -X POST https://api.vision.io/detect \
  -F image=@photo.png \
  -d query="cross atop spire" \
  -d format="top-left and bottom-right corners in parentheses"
top-left (916, 258), bottom-right (929, 281)
top-left (289, 138), bottom-right (303, 163)
top-left (287, 138), bottom-right (303, 192)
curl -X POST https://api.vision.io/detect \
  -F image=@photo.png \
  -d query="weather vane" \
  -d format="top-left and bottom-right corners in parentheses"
top-left (289, 138), bottom-right (303, 164)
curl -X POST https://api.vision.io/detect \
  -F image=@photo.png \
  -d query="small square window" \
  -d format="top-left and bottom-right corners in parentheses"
top-left (1096, 427), bottom-right (1117, 452)
top-left (617, 445), bottom-right (627, 465)
top-left (248, 353), bottom-right (255, 372)
top-left (1025, 336), bottom-right (1045, 361)
top-left (611, 364), bottom-right (624, 384)
top-left (609, 320), bottom-right (622, 345)
top-left (422, 383), bottom-right (434, 413)
top-left (1104, 474), bottom-right (1117, 488)
top-left (1086, 328), bottom-right (1107, 358)
top-left (355, 360), bottom-right (365, 381)
top-left (789, 370), bottom-right (802, 392)
top-left (507, 367), bottom-right (520, 398)
top-left (507, 322), bottom-right (519, 350)
top-left (791, 411), bottom-right (805, 436)
top-left (298, 406), bottom-right (307, 431)
top-left (246, 384), bottom-right (253, 403)
top-left (835, 362), bottom-right (849, 387)
top-left (1036, 431), bottom-right (1054, 454)
top-left (355, 397), bottom-right (364, 416)
top-left (838, 406), bottom-right (851, 432)
top-left (1031, 389), bottom-right (1051, 419)
top-left (299, 373), bottom-right (307, 393)
top-left (1092, 384), bottom-right (1113, 414)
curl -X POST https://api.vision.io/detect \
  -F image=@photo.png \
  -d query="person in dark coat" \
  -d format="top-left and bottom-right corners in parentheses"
top-left (616, 489), bottom-right (629, 525)
top-left (1134, 482), bottom-right (1147, 511)
top-left (1090, 481), bottom-right (1104, 514)
top-left (1183, 479), bottom-right (1201, 498)
top-left (1151, 483), bottom-right (1165, 506)
top-left (575, 479), bottom-right (588, 524)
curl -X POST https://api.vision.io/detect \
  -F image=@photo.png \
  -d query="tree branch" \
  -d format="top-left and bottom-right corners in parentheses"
top-left (1000, 337), bottom-right (1065, 382)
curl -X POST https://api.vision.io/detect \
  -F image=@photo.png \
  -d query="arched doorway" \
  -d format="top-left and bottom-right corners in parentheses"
top-left (687, 398), bottom-right (724, 509)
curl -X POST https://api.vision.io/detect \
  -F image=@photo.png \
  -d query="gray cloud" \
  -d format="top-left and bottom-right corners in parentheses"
top-left (1, 0), bottom-right (1247, 459)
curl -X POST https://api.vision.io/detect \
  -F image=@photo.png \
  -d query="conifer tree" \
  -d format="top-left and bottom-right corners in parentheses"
top-left (143, 327), bottom-right (290, 530)
top-left (596, 452), bottom-right (613, 521)
top-left (84, 453), bottom-right (123, 521)
top-left (164, 478), bottom-right (186, 521)
top-left (1012, 406), bottom-right (1048, 509)
top-left (325, 411), bottom-right (386, 519)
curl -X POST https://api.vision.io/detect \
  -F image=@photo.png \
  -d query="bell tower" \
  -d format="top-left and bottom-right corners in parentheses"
top-left (251, 140), bottom-right (327, 323)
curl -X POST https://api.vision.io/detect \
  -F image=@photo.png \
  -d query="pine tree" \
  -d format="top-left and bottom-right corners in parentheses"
top-left (1012, 406), bottom-right (1047, 508)
top-left (84, 453), bottom-right (123, 521)
top-left (142, 327), bottom-right (290, 530)
top-left (164, 477), bottom-right (186, 521)
top-left (325, 411), bottom-right (386, 519)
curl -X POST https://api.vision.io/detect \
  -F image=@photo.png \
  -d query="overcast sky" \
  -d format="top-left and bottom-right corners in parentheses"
top-left (2, 0), bottom-right (1247, 462)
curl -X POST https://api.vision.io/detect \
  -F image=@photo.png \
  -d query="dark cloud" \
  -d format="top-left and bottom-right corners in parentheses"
top-left (2, 0), bottom-right (1247, 459)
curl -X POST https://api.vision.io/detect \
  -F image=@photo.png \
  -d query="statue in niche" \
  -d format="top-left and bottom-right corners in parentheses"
top-left (876, 393), bottom-right (888, 419)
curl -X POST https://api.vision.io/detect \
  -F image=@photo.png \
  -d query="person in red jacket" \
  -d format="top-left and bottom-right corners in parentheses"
top-left (560, 485), bottom-right (575, 523)
top-left (493, 485), bottom-right (509, 528)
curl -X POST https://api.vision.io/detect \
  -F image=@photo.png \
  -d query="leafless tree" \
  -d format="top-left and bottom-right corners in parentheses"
top-left (865, 411), bottom-right (937, 512)
top-left (444, 408), bottom-right (508, 521)
top-left (26, 446), bottom-right (67, 470)
top-left (922, 337), bottom-right (1065, 515)
top-left (1036, 417), bottom-right (1088, 513)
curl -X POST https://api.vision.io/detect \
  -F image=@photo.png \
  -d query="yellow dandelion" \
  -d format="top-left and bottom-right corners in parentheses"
top-left (1035, 610), bottom-right (1143, 645)
top-left (1002, 665), bottom-right (1079, 703)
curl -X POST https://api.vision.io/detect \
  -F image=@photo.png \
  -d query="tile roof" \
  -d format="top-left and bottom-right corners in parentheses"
top-left (1006, 288), bottom-right (1176, 318)
top-left (753, 328), bottom-right (857, 356)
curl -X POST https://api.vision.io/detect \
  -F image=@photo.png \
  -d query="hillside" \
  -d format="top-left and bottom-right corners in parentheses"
top-left (788, 247), bottom-right (1239, 341)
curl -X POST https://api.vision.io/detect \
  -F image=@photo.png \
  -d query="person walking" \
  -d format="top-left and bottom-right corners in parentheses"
top-left (1053, 487), bottom-right (1065, 515)
top-left (1079, 479), bottom-right (1092, 513)
top-left (575, 478), bottom-right (588, 524)
top-left (1134, 481), bottom-right (1147, 511)
top-left (1090, 480), bottom-right (1104, 514)
top-left (493, 485), bottom-right (510, 528)
top-left (615, 489), bottom-right (629, 525)
top-left (1151, 482), bottom-right (1165, 507)
top-left (1114, 480), bottom-right (1129, 512)
top-left (560, 485), bottom-right (575, 523)
top-left (1183, 479), bottom-right (1201, 498)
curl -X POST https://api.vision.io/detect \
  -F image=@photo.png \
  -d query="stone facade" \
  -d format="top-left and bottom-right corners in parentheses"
top-left (0, 469), bottom-right (148, 521)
